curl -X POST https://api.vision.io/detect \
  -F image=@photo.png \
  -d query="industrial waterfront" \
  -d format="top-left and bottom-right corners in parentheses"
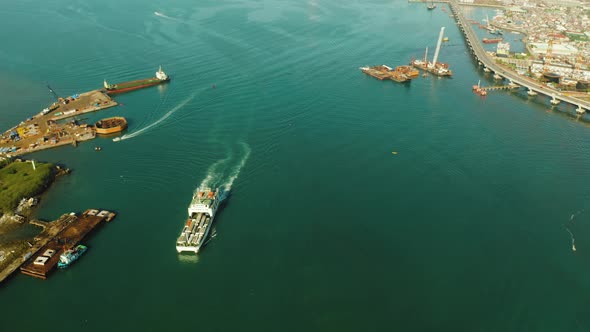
top-left (0, 68), bottom-right (169, 156)
top-left (2, 0), bottom-right (590, 331)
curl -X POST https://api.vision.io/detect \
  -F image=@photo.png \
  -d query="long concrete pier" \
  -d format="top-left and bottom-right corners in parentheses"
top-left (448, 0), bottom-right (590, 112)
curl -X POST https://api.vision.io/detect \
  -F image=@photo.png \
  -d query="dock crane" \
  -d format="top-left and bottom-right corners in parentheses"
top-left (47, 84), bottom-right (59, 101)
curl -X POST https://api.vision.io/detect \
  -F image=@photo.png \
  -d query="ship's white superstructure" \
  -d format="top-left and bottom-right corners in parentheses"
top-left (176, 187), bottom-right (223, 253)
top-left (156, 65), bottom-right (169, 81)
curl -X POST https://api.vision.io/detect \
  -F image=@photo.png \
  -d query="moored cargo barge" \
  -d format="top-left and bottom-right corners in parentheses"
top-left (360, 65), bottom-right (410, 83)
top-left (395, 65), bottom-right (420, 79)
top-left (103, 66), bottom-right (170, 94)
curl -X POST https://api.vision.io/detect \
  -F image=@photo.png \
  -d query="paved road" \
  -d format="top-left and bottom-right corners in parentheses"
top-left (449, 1), bottom-right (589, 111)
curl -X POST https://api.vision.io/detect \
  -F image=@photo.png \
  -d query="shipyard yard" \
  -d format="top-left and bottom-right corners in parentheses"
top-left (0, 90), bottom-right (117, 157)
top-left (0, 67), bottom-right (169, 157)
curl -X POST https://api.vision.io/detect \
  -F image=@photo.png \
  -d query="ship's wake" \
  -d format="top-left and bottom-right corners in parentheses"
top-left (199, 142), bottom-right (251, 192)
top-left (114, 91), bottom-right (197, 142)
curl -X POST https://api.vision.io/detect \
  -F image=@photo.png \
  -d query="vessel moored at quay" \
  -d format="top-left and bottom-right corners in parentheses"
top-left (103, 66), bottom-right (170, 94)
top-left (176, 187), bottom-right (225, 253)
top-left (57, 244), bottom-right (87, 269)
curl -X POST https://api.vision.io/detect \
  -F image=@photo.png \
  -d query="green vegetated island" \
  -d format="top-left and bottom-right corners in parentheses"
top-left (0, 157), bottom-right (63, 276)
top-left (0, 158), bottom-right (54, 213)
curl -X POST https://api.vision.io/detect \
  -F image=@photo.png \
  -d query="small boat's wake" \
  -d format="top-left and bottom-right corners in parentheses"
top-left (114, 91), bottom-right (197, 142)
top-left (154, 11), bottom-right (182, 22)
top-left (564, 209), bottom-right (584, 252)
top-left (199, 142), bottom-right (251, 192)
top-left (565, 226), bottom-right (577, 252)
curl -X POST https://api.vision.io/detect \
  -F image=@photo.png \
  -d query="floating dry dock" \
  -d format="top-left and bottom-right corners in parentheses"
top-left (95, 117), bottom-right (128, 135)
top-left (20, 209), bottom-right (116, 280)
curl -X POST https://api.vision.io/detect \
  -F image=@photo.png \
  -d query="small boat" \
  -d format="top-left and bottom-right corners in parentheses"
top-left (427, 1), bottom-right (436, 10)
top-left (95, 146), bottom-right (102, 151)
top-left (527, 89), bottom-right (538, 96)
top-left (550, 96), bottom-right (560, 105)
top-left (472, 80), bottom-right (481, 91)
top-left (442, 37), bottom-right (449, 42)
top-left (58, 244), bottom-right (87, 269)
top-left (472, 80), bottom-right (487, 96)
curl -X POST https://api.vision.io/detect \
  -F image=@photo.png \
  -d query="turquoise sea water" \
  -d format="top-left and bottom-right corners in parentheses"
top-left (2, 1), bottom-right (590, 331)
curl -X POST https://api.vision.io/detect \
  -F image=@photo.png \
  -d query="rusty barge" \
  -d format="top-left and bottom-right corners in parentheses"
top-left (19, 209), bottom-right (116, 280)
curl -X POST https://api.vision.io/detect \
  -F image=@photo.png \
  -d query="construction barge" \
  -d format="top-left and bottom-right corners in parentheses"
top-left (360, 65), bottom-right (414, 83)
top-left (411, 27), bottom-right (453, 77)
top-left (20, 209), bottom-right (116, 280)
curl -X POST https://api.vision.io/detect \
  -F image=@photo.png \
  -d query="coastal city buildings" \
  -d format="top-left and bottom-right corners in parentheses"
top-left (477, 0), bottom-right (590, 91)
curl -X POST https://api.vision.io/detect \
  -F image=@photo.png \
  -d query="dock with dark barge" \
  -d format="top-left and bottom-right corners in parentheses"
top-left (19, 209), bottom-right (116, 280)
